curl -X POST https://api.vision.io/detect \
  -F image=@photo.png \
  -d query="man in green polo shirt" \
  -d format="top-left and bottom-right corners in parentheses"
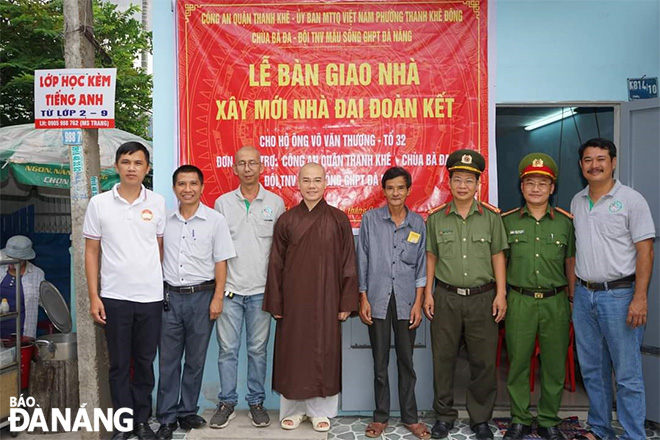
top-left (501, 153), bottom-right (576, 440)
top-left (424, 149), bottom-right (508, 440)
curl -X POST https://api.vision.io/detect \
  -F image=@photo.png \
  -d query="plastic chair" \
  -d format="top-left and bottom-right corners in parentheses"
top-left (496, 326), bottom-right (507, 367)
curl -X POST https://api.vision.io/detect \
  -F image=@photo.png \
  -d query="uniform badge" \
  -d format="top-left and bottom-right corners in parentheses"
top-left (532, 158), bottom-right (544, 167)
top-left (609, 200), bottom-right (623, 213)
top-left (141, 209), bottom-right (153, 222)
top-left (461, 154), bottom-right (473, 164)
top-left (407, 231), bottom-right (421, 244)
top-left (263, 206), bottom-right (274, 220)
top-left (509, 230), bottom-right (525, 235)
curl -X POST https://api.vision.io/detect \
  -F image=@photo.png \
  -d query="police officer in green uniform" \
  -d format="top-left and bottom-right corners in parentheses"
top-left (502, 153), bottom-right (576, 440)
top-left (424, 149), bottom-right (508, 440)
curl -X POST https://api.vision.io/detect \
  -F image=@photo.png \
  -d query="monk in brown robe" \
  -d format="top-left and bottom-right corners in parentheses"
top-left (263, 162), bottom-right (359, 432)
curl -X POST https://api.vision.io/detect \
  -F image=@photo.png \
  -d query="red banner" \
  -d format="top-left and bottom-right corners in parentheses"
top-left (177, 0), bottom-right (488, 227)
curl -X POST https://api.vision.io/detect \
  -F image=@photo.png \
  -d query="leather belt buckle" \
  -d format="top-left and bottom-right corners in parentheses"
top-left (457, 287), bottom-right (468, 296)
top-left (180, 286), bottom-right (194, 294)
top-left (534, 292), bottom-right (544, 299)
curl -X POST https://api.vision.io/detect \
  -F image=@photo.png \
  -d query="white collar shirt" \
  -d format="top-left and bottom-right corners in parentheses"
top-left (163, 203), bottom-right (236, 286)
top-left (82, 184), bottom-right (166, 302)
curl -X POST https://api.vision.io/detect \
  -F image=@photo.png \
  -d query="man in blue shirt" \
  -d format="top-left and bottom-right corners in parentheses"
top-left (357, 167), bottom-right (429, 439)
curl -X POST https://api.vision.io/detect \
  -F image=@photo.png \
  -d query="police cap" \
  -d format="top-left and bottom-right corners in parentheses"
top-left (518, 153), bottom-right (558, 181)
top-left (446, 149), bottom-right (486, 175)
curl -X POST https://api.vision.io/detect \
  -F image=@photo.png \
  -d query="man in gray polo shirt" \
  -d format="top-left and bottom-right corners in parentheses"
top-left (211, 146), bottom-right (285, 429)
top-left (570, 138), bottom-right (655, 440)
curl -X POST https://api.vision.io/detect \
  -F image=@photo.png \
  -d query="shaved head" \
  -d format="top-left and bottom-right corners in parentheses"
top-left (299, 162), bottom-right (325, 179)
top-left (234, 145), bottom-right (260, 161)
top-left (298, 162), bottom-right (326, 208)
top-left (233, 146), bottom-right (264, 187)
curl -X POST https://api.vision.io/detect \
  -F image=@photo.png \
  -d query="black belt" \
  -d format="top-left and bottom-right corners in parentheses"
top-left (437, 281), bottom-right (495, 296)
top-left (578, 274), bottom-right (635, 291)
top-left (510, 285), bottom-right (566, 299)
top-left (165, 280), bottom-right (215, 294)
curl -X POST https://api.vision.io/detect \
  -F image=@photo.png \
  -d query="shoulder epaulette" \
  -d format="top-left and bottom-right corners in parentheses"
top-left (554, 207), bottom-right (574, 219)
top-left (428, 203), bottom-right (447, 215)
top-left (502, 207), bottom-right (521, 217)
top-left (480, 201), bottom-right (501, 214)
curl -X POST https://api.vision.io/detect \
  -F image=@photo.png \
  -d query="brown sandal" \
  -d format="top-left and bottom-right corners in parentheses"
top-left (405, 422), bottom-right (431, 439)
top-left (365, 421), bottom-right (388, 438)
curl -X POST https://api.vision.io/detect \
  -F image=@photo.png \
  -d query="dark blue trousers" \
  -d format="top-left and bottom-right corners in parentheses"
top-left (156, 288), bottom-right (215, 424)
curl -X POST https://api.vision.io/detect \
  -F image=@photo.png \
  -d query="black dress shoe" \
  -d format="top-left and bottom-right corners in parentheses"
top-left (471, 422), bottom-right (494, 440)
top-left (177, 414), bottom-right (207, 430)
top-left (431, 420), bottom-right (454, 439)
top-left (503, 423), bottom-right (532, 439)
top-left (537, 425), bottom-right (565, 440)
top-left (134, 422), bottom-right (158, 440)
top-left (156, 422), bottom-right (178, 440)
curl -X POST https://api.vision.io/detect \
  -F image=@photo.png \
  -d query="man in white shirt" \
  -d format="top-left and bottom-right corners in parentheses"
top-left (210, 146), bottom-right (284, 429)
top-left (156, 165), bottom-right (235, 440)
top-left (83, 142), bottom-right (165, 440)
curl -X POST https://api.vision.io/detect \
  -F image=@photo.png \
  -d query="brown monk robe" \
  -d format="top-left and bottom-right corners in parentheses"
top-left (263, 196), bottom-right (359, 400)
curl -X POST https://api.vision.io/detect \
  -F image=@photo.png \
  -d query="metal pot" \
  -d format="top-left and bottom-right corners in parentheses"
top-left (34, 333), bottom-right (77, 361)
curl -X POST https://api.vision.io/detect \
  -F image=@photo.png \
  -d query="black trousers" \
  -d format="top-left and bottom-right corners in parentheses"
top-left (103, 298), bottom-right (162, 424)
top-left (430, 285), bottom-right (498, 425)
top-left (368, 294), bottom-right (418, 424)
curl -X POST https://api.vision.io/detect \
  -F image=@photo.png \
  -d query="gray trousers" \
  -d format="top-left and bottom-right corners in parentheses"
top-left (156, 288), bottom-right (215, 423)
top-left (368, 294), bottom-right (419, 424)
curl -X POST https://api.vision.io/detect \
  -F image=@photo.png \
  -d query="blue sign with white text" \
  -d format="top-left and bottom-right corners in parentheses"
top-left (62, 129), bottom-right (82, 145)
top-left (628, 77), bottom-right (658, 100)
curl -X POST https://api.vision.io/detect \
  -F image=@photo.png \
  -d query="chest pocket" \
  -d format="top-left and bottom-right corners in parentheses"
top-left (471, 231), bottom-right (492, 258)
top-left (601, 212), bottom-right (628, 237)
top-left (256, 221), bottom-right (274, 238)
top-left (436, 231), bottom-right (456, 259)
top-left (507, 233), bottom-right (528, 259)
top-left (188, 236), bottom-right (211, 260)
top-left (545, 233), bottom-right (568, 261)
top-left (400, 240), bottom-right (419, 265)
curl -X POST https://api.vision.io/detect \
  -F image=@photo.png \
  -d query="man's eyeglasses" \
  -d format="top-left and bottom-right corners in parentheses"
top-left (450, 177), bottom-right (477, 187)
top-left (523, 181), bottom-right (551, 190)
top-left (236, 160), bottom-right (260, 169)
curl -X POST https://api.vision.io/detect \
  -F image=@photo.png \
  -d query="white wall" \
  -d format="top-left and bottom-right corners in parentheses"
top-left (496, 0), bottom-right (660, 102)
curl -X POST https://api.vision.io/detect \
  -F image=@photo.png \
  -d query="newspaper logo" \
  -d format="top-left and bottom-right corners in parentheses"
top-left (8, 395), bottom-right (133, 433)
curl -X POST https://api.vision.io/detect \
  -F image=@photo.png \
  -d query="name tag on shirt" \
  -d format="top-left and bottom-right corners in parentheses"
top-left (407, 231), bottom-right (421, 244)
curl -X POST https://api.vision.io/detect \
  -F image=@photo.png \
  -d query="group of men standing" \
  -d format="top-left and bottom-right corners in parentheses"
top-left (84, 144), bottom-right (285, 440)
top-left (83, 137), bottom-right (654, 440)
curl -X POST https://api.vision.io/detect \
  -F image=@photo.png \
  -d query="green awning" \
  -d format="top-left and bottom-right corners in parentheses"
top-left (3, 162), bottom-right (152, 190)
